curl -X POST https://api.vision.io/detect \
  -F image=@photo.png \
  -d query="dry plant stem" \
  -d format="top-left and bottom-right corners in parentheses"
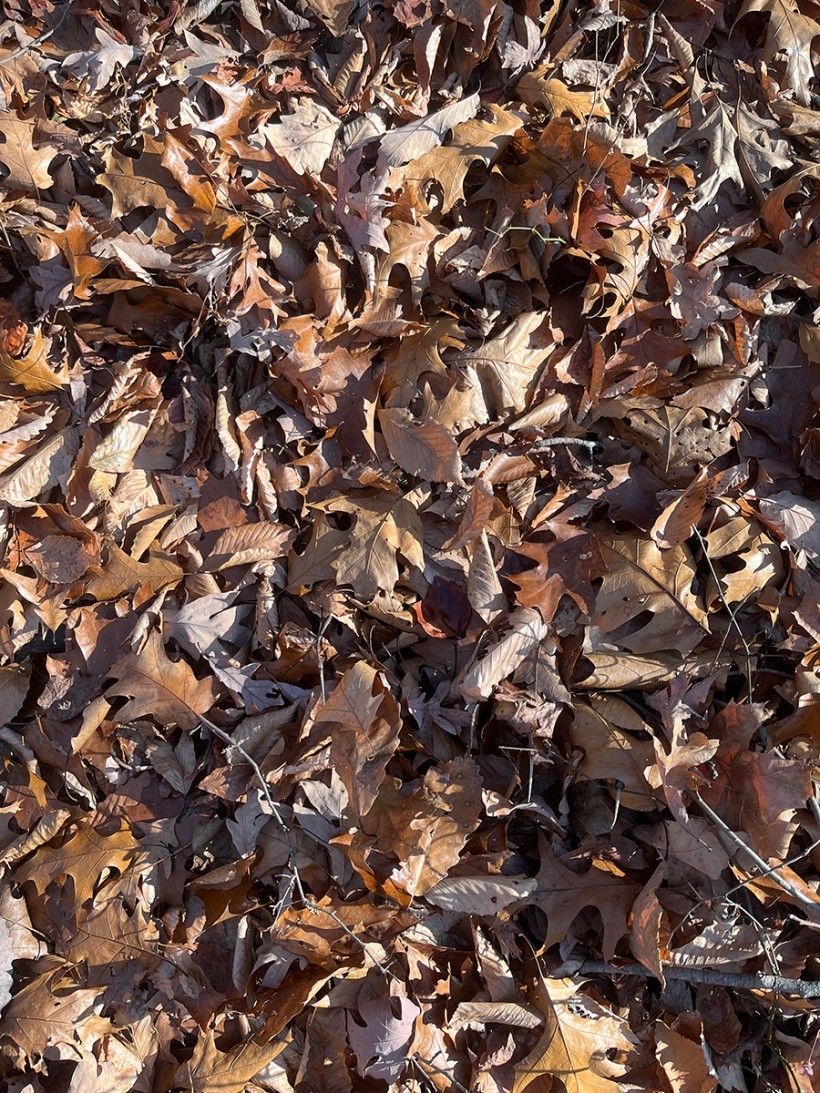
top-left (0, 0), bottom-right (72, 65)
top-left (693, 527), bottom-right (755, 702)
top-left (693, 791), bottom-right (820, 920)
top-left (533, 436), bottom-right (598, 451)
top-left (573, 959), bottom-right (820, 999)
top-left (199, 714), bottom-right (397, 982)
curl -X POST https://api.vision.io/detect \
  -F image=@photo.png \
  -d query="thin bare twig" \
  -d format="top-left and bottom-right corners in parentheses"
top-left (693, 791), bottom-right (820, 920)
top-left (198, 713), bottom-right (398, 981)
top-left (0, 1), bottom-right (72, 66)
top-left (570, 958), bottom-right (820, 999)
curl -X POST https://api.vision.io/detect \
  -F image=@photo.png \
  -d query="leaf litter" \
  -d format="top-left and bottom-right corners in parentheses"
top-left (0, 0), bottom-right (819, 1090)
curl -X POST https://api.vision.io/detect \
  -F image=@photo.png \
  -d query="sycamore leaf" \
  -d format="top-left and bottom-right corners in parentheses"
top-left (106, 630), bottom-right (217, 730)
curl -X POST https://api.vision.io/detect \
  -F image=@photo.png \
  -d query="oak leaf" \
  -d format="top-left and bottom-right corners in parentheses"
top-left (106, 630), bottom-right (217, 730)
top-left (512, 975), bottom-right (636, 1093)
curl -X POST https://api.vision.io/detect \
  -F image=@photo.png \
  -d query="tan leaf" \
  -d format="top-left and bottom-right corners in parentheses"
top-left (378, 407), bottom-right (462, 483)
top-left (0, 971), bottom-right (108, 1063)
top-left (364, 757), bottom-right (483, 898)
top-left (377, 92), bottom-right (480, 170)
top-left (84, 542), bottom-right (183, 603)
top-left (0, 427), bottom-right (79, 505)
top-left (89, 409), bottom-right (155, 473)
top-left (404, 103), bottom-right (526, 214)
top-left (461, 607), bottom-right (547, 701)
top-left (512, 975), bottom-right (635, 1093)
top-left (655, 1016), bottom-right (718, 1093)
top-left (106, 630), bottom-right (217, 730)
top-left (314, 661), bottom-right (400, 818)
top-left (651, 470), bottom-right (710, 549)
top-left (519, 835), bottom-right (639, 959)
top-left (263, 98), bottom-right (340, 176)
top-left (456, 312), bottom-right (553, 417)
top-left (0, 330), bottom-right (65, 392)
top-left (175, 1028), bottom-right (289, 1093)
top-left (425, 874), bottom-right (536, 915)
top-left (13, 821), bottom-right (138, 904)
top-left (206, 521), bottom-right (296, 570)
top-left (517, 72), bottom-right (610, 124)
top-left (0, 115), bottom-right (59, 191)
top-left (589, 530), bottom-right (710, 659)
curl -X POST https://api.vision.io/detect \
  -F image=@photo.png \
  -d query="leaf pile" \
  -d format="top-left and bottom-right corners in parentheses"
top-left (0, 0), bottom-right (819, 1090)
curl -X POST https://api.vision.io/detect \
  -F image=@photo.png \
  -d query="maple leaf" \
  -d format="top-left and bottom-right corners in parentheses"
top-left (106, 630), bottom-right (217, 730)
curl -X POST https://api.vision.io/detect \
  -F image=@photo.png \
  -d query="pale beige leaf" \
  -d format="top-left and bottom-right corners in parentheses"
top-left (461, 607), bottom-right (547, 701)
top-left (425, 874), bottom-right (537, 915)
top-left (377, 92), bottom-right (480, 171)
top-left (264, 98), bottom-right (339, 176)
top-left (0, 427), bottom-right (79, 504)
top-left (378, 407), bottom-right (462, 483)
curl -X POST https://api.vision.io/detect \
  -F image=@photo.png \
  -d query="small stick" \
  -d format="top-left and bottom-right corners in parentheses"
top-left (0, 0), bottom-right (72, 66)
top-left (533, 437), bottom-right (599, 451)
top-left (569, 958), bottom-right (820, 998)
top-left (693, 791), bottom-right (820, 920)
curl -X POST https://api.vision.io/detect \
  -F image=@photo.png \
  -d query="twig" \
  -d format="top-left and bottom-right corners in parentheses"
top-left (693, 527), bottom-right (755, 703)
top-left (0, 0), bottom-right (72, 66)
top-left (532, 436), bottom-right (599, 451)
top-left (570, 959), bottom-right (820, 998)
top-left (198, 714), bottom-right (397, 982)
top-left (693, 791), bottom-right (820, 920)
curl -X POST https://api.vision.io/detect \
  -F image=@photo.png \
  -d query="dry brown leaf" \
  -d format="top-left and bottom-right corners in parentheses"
top-left (106, 629), bottom-right (217, 730)
top-left (378, 407), bottom-right (463, 483)
top-left (512, 974), bottom-right (636, 1093)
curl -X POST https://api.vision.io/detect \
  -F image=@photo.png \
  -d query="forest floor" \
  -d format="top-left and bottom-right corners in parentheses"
top-left (0, 1), bottom-right (819, 1091)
